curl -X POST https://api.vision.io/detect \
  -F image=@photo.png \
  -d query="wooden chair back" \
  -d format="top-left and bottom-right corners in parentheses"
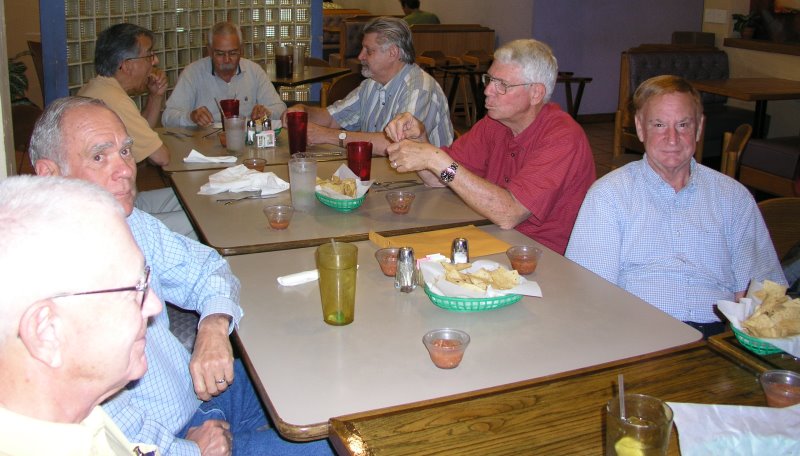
top-left (326, 72), bottom-right (365, 106)
top-left (26, 40), bottom-right (45, 94)
top-left (720, 124), bottom-right (752, 177)
top-left (758, 197), bottom-right (800, 261)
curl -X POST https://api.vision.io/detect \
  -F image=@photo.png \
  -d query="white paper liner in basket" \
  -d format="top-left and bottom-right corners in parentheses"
top-left (420, 259), bottom-right (542, 299)
top-left (315, 164), bottom-right (373, 199)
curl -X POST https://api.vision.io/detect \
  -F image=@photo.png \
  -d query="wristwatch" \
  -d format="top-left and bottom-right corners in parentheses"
top-left (338, 131), bottom-right (347, 148)
top-left (440, 162), bottom-right (459, 184)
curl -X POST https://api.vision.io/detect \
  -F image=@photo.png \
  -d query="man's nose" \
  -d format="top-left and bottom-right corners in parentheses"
top-left (357, 48), bottom-right (367, 60)
top-left (112, 155), bottom-right (135, 178)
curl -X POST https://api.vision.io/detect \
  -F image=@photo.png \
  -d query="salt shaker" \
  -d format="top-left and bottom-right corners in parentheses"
top-left (245, 119), bottom-right (256, 146)
top-left (451, 238), bottom-right (469, 264)
top-left (395, 247), bottom-right (417, 293)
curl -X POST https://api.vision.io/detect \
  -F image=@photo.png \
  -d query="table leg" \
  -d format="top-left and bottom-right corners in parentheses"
top-left (753, 100), bottom-right (768, 139)
top-left (563, 80), bottom-right (575, 118)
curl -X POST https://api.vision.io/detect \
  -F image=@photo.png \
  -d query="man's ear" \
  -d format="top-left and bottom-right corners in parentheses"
top-left (18, 301), bottom-right (63, 369)
top-left (530, 83), bottom-right (546, 107)
top-left (389, 45), bottom-right (400, 60)
top-left (696, 114), bottom-right (706, 143)
top-left (34, 159), bottom-right (62, 177)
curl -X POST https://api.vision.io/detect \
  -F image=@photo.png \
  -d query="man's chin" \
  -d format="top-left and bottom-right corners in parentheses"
top-left (117, 193), bottom-right (136, 216)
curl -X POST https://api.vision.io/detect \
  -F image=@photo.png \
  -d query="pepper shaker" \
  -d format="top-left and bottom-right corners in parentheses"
top-left (395, 247), bottom-right (418, 293)
top-left (451, 238), bottom-right (469, 264)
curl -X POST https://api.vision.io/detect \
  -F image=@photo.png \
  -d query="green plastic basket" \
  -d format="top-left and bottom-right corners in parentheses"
top-left (423, 283), bottom-right (522, 312)
top-left (315, 191), bottom-right (366, 212)
top-left (732, 326), bottom-right (783, 356)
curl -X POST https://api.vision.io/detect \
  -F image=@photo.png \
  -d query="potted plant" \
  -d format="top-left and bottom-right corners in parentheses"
top-left (732, 12), bottom-right (759, 39)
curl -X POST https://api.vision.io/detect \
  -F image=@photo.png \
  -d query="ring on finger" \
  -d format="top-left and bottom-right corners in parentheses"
top-left (215, 379), bottom-right (226, 384)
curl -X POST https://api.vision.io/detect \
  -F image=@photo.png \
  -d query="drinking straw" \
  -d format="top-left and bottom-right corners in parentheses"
top-left (618, 373), bottom-right (626, 420)
top-left (214, 97), bottom-right (224, 117)
top-left (331, 238), bottom-right (338, 254)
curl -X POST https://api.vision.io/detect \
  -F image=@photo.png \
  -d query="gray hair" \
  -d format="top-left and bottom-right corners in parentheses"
top-left (29, 96), bottom-right (112, 173)
top-left (363, 17), bottom-right (415, 65)
top-left (494, 39), bottom-right (558, 103)
top-left (208, 22), bottom-right (243, 47)
top-left (94, 23), bottom-right (154, 77)
top-left (0, 175), bottom-right (124, 343)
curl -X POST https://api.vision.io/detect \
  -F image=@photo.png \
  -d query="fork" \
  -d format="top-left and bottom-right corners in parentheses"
top-left (372, 180), bottom-right (422, 192)
top-left (216, 194), bottom-right (279, 205)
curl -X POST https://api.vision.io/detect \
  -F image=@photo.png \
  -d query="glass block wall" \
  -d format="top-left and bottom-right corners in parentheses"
top-left (64, 0), bottom-right (312, 102)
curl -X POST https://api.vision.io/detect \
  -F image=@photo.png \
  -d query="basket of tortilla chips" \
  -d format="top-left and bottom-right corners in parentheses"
top-left (720, 279), bottom-right (800, 356)
top-left (420, 260), bottom-right (542, 312)
top-left (315, 165), bottom-right (372, 212)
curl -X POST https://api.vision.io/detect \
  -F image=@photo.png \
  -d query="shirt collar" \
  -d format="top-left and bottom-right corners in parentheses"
top-left (641, 154), bottom-right (698, 195)
top-left (379, 63), bottom-right (412, 94)
top-left (209, 58), bottom-right (242, 78)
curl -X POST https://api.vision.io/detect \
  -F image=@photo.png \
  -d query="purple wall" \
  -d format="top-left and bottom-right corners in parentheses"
top-left (532, 0), bottom-right (704, 116)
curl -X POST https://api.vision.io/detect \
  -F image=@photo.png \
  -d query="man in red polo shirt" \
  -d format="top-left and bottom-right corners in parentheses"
top-left (385, 39), bottom-right (595, 254)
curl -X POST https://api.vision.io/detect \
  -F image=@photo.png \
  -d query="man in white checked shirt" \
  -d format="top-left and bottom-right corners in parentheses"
top-left (284, 16), bottom-right (453, 155)
top-left (566, 75), bottom-right (786, 339)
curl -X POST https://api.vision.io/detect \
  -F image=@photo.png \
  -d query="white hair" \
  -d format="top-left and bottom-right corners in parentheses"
top-left (494, 39), bottom-right (558, 103)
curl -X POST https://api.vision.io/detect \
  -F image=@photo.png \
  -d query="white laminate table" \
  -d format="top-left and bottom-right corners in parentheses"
top-left (227, 225), bottom-right (702, 441)
top-left (170, 160), bottom-right (489, 255)
top-left (159, 127), bottom-right (346, 173)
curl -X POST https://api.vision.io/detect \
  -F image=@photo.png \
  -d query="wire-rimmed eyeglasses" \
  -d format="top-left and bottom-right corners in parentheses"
top-left (212, 49), bottom-right (241, 58)
top-left (481, 74), bottom-right (534, 95)
top-left (49, 265), bottom-right (151, 309)
top-left (125, 53), bottom-right (157, 63)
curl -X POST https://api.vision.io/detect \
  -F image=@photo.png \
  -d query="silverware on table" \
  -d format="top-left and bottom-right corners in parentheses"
top-left (202, 127), bottom-right (224, 139)
top-left (372, 180), bottom-right (422, 192)
top-left (216, 194), bottom-right (279, 205)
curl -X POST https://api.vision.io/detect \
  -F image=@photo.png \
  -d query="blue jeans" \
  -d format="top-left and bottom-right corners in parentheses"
top-left (179, 360), bottom-right (333, 455)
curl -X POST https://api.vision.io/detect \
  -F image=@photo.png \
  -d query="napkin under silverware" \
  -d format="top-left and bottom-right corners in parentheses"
top-left (199, 165), bottom-right (290, 195)
top-left (183, 149), bottom-right (237, 163)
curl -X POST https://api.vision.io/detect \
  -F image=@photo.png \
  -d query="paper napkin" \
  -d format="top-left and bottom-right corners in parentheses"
top-left (183, 149), bottom-right (237, 163)
top-left (420, 259), bottom-right (542, 298)
top-left (316, 164), bottom-right (373, 199)
top-left (198, 165), bottom-right (290, 195)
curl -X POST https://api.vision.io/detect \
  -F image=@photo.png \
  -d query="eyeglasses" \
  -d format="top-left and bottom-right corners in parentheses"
top-left (49, 265), bottom-right (151, 309)
top-left (481, 74), bottom-right (534, 95)
top-left (213, 49), bottom-right (241, 58)
top-left (125, 53), bottom-right (157, 63)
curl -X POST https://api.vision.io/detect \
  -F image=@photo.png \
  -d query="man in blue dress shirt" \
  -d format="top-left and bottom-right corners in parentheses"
top-left (566, 75), bottom-right (786, 339)
top-left (29, 96), bottom-right (332, 455)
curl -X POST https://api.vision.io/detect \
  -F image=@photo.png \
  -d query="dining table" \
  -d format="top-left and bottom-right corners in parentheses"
top-left (226, 225), bottom-right (701, 442)
top-left (689, 77), bottom-right (800, 138)
top-left (158, 127), bottom-right (346, 173)
top-left (169, 160), bottom-right (490, 255)
top-left (328, 340), bottom-right (769, 455)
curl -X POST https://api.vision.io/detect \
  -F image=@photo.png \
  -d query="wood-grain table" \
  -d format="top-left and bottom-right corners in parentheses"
top-left (226, 225), bottom-right (701, 441)
top-left (689, 78), bottom-right (800, 138)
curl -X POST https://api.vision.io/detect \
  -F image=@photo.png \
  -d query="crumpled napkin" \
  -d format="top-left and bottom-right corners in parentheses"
top-left (370, 225), bottom-right (512, 258)
top-left (277, 269), bottom-right (319, 286)
top-left (183, 149), bottom-right (237, 163)
top-left (717, 279), bottom-right (800, 357)
top-left (315, 164), bottom-right (373, 199)
top-left (669, 402), bottom-right (800, 456)
top-left (198, 165), bottom-right (290, 195)
top-left (420, 259), bottom-right (542, 298)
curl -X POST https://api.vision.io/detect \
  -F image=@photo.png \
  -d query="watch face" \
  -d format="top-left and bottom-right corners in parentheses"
top-left (338, 132), bottom-right (347, 140)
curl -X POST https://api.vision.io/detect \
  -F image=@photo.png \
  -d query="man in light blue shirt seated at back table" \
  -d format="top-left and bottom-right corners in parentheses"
top-left (565, 75), bottom-right (786, 339)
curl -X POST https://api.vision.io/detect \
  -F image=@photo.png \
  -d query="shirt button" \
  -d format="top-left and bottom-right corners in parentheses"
top-left (511, 153), bottom-right (516, 157)
top-left (504, 177), bottom-right (510, 183)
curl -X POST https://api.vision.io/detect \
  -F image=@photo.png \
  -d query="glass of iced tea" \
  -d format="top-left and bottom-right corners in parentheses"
top-left (315, 242), bottom-right (358, 326)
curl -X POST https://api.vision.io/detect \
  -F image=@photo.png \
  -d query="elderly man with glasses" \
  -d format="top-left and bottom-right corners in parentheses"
top-left (385, 39), bottom-right (595, 254)
top-left (0, 176), bottom-right (162, 455)
top-left (284, 16), bottom-right (452, 156)
top-left (162, 21), bottom-right (286, 128)
top-left (78, 22), bottom-right (197, 240)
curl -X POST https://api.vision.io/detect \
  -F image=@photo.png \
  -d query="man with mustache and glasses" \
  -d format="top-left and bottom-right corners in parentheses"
top-left (284, 16), bottom-right (452, 156)
top-left (79, 23), bottom-right (196, 240)
top-left (0, 176), bottom-right (162, 455)
top-left (162, 21), bottom-right (286, 128)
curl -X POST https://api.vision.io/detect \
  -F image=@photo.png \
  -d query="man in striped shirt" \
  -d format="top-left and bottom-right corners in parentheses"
top-left (284, 17), bottom-right (453, 155)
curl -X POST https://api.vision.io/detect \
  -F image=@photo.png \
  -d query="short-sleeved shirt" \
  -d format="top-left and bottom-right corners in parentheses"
top-left (444, 103), bottom-right (595, 254)
top-left (565, 157), bottom-right (787, 323)
top-left (78, 76), bottom-right (163, 163)
top-left (328, 63), bottom-right (453, 147)
top-left (162, 57), bottom-right (287, 127)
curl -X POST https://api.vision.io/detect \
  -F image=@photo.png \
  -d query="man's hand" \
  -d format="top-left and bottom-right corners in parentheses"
top-left (147, 68), bottom-right (168, 97)
top-left (385, 112), bottom-right (428, 144)
top-left (305, 122), bottom-right (332, 146)
top-left (190, 314), bottom-right (234, 401)
top-left (250, 104), bottom-right (271, 121)
top-left (185, 419), bottom-right (232, 456)
top-left (191, 107), bottom-right (216, 128)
